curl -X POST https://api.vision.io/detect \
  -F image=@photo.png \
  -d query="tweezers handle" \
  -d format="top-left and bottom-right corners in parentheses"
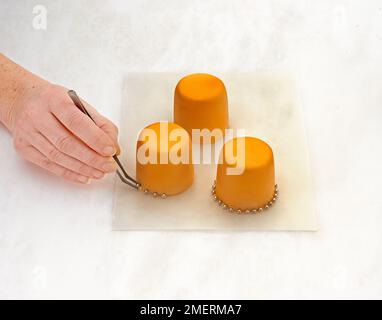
top-left (67, 90), bottom-right (138, 189)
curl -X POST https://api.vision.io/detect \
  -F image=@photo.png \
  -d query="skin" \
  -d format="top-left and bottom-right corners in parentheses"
top-left (0, 53), bottom-right (120, 184)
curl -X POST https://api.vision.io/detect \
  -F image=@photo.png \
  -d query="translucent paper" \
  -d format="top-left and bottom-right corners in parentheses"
top-left (112, 73), bottom-right (317, 231)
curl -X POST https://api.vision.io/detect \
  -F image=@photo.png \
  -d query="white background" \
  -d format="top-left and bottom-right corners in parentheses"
top-left (0, 0), bottom-right (381, 299)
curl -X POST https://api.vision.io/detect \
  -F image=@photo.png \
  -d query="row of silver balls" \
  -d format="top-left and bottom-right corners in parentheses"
top-left (211, 182), bottom-right (279, 214)
top-left (138, 184), bottom-right (167, 198)
top-left (137, 182), bottom-right (279, 213)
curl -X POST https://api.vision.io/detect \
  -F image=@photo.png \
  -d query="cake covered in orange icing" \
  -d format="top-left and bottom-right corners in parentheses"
top-left (136, 122), bottom-right (194, 196)
top-left (214, 137), bottom-right (277, 211)
top-left (174, 73), bottom-right (229, 143)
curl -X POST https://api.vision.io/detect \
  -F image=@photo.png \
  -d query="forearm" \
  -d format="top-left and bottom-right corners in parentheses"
top-left (0, 53), bottom-right (47, 131)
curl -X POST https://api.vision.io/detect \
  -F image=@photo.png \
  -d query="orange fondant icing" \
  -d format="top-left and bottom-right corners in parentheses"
top-left (174, 73), bottom-right (229, 143)
top-left (215, 137), bottom-right (275, 210)
top-left (136, 122), bottom-right (194, 196)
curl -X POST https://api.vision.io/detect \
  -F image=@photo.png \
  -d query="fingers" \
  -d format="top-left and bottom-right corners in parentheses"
top-left (36, 112), bottom-right (117, 173)
top-left (12, 84), bottom-right (121, 184)
top-left (50, 100), bottom-right (117, 157)
top-left (21, 145), bottom-right (92, 184)
top-left (29, 131), bottom-right (105, 179)
top-left (82, 102), bottom-right (121, 155)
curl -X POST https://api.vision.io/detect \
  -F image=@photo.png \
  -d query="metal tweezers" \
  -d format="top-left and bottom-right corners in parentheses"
top-left (67, 90), bottom-right (139, 189)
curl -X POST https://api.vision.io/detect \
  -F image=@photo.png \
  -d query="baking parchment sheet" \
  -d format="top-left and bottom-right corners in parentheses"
top-left (112, 72), bottom-right (317, 231)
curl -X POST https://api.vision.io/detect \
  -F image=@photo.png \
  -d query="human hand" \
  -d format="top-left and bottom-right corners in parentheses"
top-left (10, 83), bottom-right (120, 184)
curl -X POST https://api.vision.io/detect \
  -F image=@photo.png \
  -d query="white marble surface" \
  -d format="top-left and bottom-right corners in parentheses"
top-left (0, 0), bottom-right (381, 299)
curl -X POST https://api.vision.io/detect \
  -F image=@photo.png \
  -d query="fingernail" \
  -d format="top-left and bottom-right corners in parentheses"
top-left (102, 161), bottom-right (117, 172)
top-left (78, 176), bottom-right (89, 184)
top-left (116, 145), bottom-right (121, 156)
top-left (103, 146), bottom-right (116, 156)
